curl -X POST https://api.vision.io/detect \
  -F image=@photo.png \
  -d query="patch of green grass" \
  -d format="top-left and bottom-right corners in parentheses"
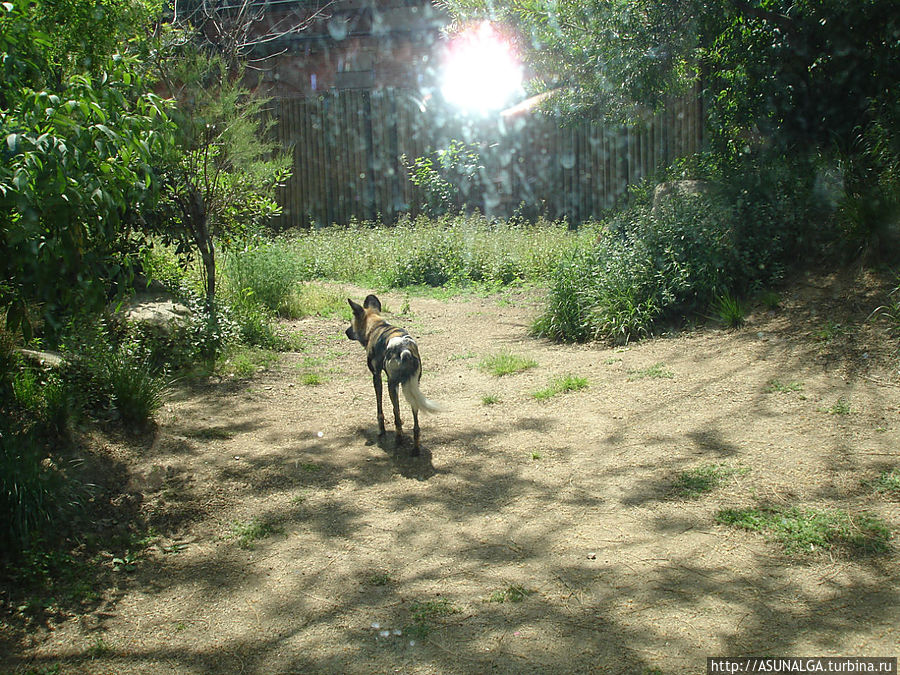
top-left (85, 637), bottom-right (112, 658)
top-left (828, 396), bottom-right (852, 415)
top-left (449, 351), bottom-right (477, 362)
top-left (765, 379), bottom-right (804, 393)
top-left (478, 352), bottom-right (537, 377)
top-left (486, 584), bottom-right (532, 604)
top-left (300, 372), bottom-right (323, 386)
top-left (228, 518), bottom-right (284, 550)
top-left (280, 214), bottom-right (581, 290)
top-left (481, 394), bottom-right (501, 406)
top-left (365, 572), bottom-right (393, 587)
top-left (219, 347), bottom-right (280, 378)
top-left (280, 282), bottom-right (349, 319)
top-left (713, 293), bottom-right (746, 328)
top-left (758, 290), bottom-right (782, 310)
top-left (672, 463), bottom-right (747, 499)
top-left (532, 374), bottom-right (589, 400)
top-left (627, 362), bottom-right (674, 381)
top-left (872, 468), bottom-right (900, 498)
top-left (21, 663), bottom-right (62, 675)
top-left (184, 426), bottom-right (235, 440)
top-left (405, 597), bottom-right (459, 639)
top-left (816, 320), bottom-right (846, 342)
top-left (531, 451), bottom-right (542, 460)
top-left (715, 506), bottom-right (892, 555)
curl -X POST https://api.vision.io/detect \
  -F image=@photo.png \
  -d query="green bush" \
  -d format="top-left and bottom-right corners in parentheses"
top-left (535, 153), bottom-right (818, 343)
top-left (0, 422), bottom-right (69, 554)
top-left (222, 243), bottom-right (303, 315)
top-left (0, 344), bottom-right (76, 555)
top-left (61, 321), bottom-right (171, 425)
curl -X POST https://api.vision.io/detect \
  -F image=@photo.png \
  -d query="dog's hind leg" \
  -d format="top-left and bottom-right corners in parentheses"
top-left (411, 406), bottom-right (420, 456)
top-left (388, 379), bottom-right (403, 444)
top-left (372, 372), bottom-right (386, 436)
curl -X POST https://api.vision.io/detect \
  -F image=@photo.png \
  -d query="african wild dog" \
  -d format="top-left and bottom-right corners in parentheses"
top-left (345, 295), bottom-right (444, 455)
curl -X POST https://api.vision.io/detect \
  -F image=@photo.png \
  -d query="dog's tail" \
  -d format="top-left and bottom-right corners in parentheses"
top-left (401, 373), bottom-right (447, 414)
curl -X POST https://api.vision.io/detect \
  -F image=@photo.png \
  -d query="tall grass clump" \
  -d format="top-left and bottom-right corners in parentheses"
top-left (61, 320), bottom-right (171, 426)
top-left (222, 242), bottom-right (304, 315)
top-left (280, 214), bottom-right (585, 289)
top-left (535, 152), bottom-right (818, 343)
top-left (0, 420), bottom-right (71, 555)
top-left (0, 337), bottom-right (77, 555)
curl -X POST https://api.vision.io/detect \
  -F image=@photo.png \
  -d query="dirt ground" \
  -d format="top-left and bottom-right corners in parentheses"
top-left (4, 271), bottom-right (900, 674)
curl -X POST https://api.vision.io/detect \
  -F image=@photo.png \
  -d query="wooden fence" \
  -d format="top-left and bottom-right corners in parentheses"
top-left (268, 88), bottom-right (704, 228)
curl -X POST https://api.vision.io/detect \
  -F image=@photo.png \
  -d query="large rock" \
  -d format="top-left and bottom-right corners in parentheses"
top-left (651, 179), bottom-right (712, 217)
top-left (117, 292), bottom-right (191, 336)
top-left (17, 348), bottom-right (64, 368)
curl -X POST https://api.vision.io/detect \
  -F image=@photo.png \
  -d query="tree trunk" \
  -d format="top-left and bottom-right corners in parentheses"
top-left (189, 188), bottom-right (219, 365)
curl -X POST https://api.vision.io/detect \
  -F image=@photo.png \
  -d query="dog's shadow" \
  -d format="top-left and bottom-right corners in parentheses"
top-left (362, 429), bottom-right (436, 481)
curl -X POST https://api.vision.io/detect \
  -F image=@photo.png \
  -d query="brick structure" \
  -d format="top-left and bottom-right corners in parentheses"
top-left (248, 0), bottom-right (447, 98)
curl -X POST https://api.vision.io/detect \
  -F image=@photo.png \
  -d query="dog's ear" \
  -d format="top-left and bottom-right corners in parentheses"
top-left (363, 295), bottom-right (382, 312)
top-left (347, 298), bottom-right (365, 318)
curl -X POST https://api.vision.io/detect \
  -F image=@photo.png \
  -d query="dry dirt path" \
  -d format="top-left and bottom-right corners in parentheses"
top-left (9, 275), bottom-right (900, 674)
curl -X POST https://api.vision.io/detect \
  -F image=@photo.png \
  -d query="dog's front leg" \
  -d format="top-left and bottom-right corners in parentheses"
top-left (372, 372), bottom-right (386, 436)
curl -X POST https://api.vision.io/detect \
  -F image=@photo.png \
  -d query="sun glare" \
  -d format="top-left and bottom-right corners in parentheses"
top-left (440, 21), bottom-right (523, 114)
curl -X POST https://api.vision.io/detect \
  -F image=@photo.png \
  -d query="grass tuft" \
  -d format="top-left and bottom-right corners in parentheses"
top-left (478, 352), bottom-right (537, 377)
top-left (627, 362), bottom-right (674, 381)
top-left (765, 379), bottom-right (804, 393)
top-left (715, 506), bottom-right (892, 555)
top-left (487, 584), bottom-right (532, 603)
top-left (828, 396), bottom-right (852, 415)
top-left (872, 468), bottom-right (900, 499)
top-left (405, 598), bottom-right (459, 639)
top-left (713, 293), bottom-right (746, 328)
top-left (672, 463), bottom-right (747, 499)
top-left (532, 374), bottom-right (589, 400)
top-left (228, 518), bottom-right (284, 550)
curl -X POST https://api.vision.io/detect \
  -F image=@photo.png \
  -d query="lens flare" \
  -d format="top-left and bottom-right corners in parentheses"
top-left (440, 21), bottom-right (523, 113)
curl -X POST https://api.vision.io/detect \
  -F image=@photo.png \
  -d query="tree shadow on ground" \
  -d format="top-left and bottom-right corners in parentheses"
top-left (6, 274), bottom-right (900, 674)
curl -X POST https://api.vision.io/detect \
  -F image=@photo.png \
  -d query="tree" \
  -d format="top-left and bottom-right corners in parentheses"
top-left (147, 32), bottom-right (291, 324)
top-left (439, 0), bottom-right (899, 156)
top-left (1, 0), bottom-right (174, 340)
top-left (440, 0), bottom-right (900, 253)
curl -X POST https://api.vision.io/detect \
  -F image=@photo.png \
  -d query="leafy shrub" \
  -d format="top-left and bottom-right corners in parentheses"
top-left (222, 243), bottom-right (303, 315)
top-left (178, 296), bottom-right (241, 366)
top-left (402, 140), bottom-right (483, 217)
top-left (61, 321), bottom-right (171, 425)
top-left (535, 153), bottom-right (817, 343)
top-left (0, 422), bottom-right (69, 553)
